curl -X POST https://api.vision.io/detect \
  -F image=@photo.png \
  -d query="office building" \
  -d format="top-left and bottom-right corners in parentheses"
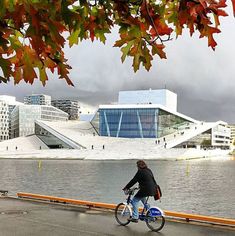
top-left (0, 96), bottom-right (23, 141)
top-left (0, 100), bottom-right (9, 141)
top-left (52, 99), bottom-right (80, 120)
top-left (24, 94), bottom-right (51, 105)
top-left (11, 105), bottom-right (68, 138)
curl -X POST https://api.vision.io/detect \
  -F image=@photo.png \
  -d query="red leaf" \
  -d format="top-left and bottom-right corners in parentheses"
top-left (232, 0), bottom-right (235, 16)
top-left (200, 26), bottom-right (221, 50)
top-left (150, 19), bottom-right (173, 36)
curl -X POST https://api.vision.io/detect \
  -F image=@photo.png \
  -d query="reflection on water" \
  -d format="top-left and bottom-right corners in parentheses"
top-left (0, 158), bottom-right (234, 218)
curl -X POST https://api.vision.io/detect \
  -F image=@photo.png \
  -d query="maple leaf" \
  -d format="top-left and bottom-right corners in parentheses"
top-left (232, 0), bottom-right (235, 16)
top-left (151, 43), bottom-right (167, 59)
top-left (0, 0), bottom-right (232, 85)
top-left (200, 26), bottom-right (221, 49)
top-left (121, 40), bottom-right (135, 62)
top-left (39, 67), bottom-right (48, 86)
top-left (68, 29), bottom-right (81, 47)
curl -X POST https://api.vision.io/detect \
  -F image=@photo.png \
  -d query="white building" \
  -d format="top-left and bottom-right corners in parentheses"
top-left (24, 94), bottom-right (51, 106)
top-left (0, 89), bottom-right (231, 155)
top-left (11, 105), bottom-right (69, 138)
top-left (93, 89), bottom-right (230, 149)
top-left (228, 124), bottom-right (235, 145)
top-left (118, 89), bottom-right (177, 112)
top-left (0, 100), bottom-right (9, 141)
top-left (0, 95), bottom-right (23, 141)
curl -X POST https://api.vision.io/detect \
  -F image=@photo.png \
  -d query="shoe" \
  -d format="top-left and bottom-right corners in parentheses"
top-left (128, 217), bottom-right (138, 223)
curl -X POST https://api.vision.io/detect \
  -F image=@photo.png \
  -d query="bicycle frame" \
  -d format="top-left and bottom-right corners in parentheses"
top-left (123, 193), bottom-right (164, 220)
top-left (139, 197), bottom-right (165, 221)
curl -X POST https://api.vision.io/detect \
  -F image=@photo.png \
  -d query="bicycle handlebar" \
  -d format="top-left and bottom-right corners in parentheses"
top-left (123, 187), bottom-right (139, 195)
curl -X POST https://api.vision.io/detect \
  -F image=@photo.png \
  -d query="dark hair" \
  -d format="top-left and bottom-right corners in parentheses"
top-left (136, 160), bottom-right (147, 169)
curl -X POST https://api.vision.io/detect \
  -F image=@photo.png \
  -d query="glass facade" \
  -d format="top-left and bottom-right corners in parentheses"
top-left (99, 108), bottom-right (191, 138)
top-left (24, 94), bottom-right (51, 105)
top-left (35, 123), bottom-right (72, 149)
top-left (10, 105), bottom-right (68, 138)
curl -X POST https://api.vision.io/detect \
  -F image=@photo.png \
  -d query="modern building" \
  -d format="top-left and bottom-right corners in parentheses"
top-left (0, 89), bottom-right (231, 153)
top-left (11, 105), bottom-right (68, 138)
top-left (51, 99), bottom-right (80, 120)
top-left (95, 104), bottom-right (195, 138)
top-left (0, 100), bottom-right (9, 141)
top-left (118, 89), bottom-right (177, 111)
top-left (24, 94), bottom-right (51, 106)
top-left (229, 124), bottom-right (235, 145)
top-left (90, 89), bottom-right (230, 149)
top-left (0, 96), bottom-right (24, 141)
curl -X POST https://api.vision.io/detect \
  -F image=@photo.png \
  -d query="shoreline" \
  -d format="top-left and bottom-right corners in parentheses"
top-left (0, 148), bottom-right (232, 161)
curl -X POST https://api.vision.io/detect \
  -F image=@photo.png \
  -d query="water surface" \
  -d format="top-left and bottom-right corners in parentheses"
top-left (0, 158), bottom-right (234, 218)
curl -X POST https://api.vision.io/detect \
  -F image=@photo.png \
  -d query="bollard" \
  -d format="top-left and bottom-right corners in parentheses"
top-left (38, 160), bottom-right (42, 169)
top-left (186, 162), bottom-right (190, 176)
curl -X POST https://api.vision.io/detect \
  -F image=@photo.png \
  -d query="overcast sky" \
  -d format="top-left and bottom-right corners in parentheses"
top-left (0, 4), bottom-right (235, 123)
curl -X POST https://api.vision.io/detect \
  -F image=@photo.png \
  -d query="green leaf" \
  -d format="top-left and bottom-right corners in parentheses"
top-left (7, 0), bottom-right (15, 12)
top-left (0, 0), bottom-right (6, 17)
top-left (68, 29), bottom-right (81, 47)
top-left (133, 53), bottom-right (141, 72)
top-left (39, 67), bottom-right (48, 86)
top-left (121, 40), bottom-right (134, 62)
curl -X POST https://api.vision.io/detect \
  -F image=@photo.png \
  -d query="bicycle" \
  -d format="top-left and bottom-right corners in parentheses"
top-left (115, 187), bottom-right (165, 232)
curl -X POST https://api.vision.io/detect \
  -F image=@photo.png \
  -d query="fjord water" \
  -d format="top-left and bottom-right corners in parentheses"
top-left (0, 158), bottom-right (234, 219)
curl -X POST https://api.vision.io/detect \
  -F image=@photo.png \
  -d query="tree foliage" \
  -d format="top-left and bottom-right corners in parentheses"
top-left (0, 0), bottom-right (234, 85)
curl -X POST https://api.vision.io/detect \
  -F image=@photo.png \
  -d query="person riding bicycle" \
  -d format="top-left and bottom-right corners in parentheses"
top-left (123, 160), bottom-right (157, 223)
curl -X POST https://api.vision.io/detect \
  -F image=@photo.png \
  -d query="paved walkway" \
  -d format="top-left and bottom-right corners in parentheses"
top-left (0, 197), bottom-right (234, 236)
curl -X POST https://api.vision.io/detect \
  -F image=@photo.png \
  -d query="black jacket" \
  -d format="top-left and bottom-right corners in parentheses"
top-left (124, 168), bottom-right (157, 198)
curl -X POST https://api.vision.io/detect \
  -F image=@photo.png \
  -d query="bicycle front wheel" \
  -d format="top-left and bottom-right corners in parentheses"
top-left (115, 203), bottom-right (131, 226)
top-left (145, 211), bottom-right (165, 232)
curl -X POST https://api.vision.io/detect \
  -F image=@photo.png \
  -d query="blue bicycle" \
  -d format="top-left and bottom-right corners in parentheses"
top-left (115, 187), bottom-right (165, 232)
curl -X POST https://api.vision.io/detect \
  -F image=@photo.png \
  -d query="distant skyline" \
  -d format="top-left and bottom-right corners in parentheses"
top-left (0, 4), bottom-right (235, 123)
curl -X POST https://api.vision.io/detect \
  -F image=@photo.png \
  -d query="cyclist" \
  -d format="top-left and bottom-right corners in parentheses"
top-left (122, 160), bottom-right (157, 223)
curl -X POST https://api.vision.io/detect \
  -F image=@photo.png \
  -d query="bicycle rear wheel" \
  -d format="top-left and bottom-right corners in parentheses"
top-left (115, 203), bottom-right (131, 226)
top-left (145, 211), bottom-right (165, 232)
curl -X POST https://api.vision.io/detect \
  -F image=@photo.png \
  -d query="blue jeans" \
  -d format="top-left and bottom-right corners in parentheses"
top-left (131, 196), bottom-right (147, 219)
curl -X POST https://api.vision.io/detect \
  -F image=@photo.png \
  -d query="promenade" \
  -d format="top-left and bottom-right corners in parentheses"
top-left (0, 196), bottom-right (234, 236)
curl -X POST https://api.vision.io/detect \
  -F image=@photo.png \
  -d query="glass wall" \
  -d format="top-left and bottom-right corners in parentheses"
top-left (35, 123), bottom-right (73, 149)
top-left (99, 108), bottom-right (158, 138)
top-left (99, 108), bottom-right (192, 138)
top-left (158, 109), bottom-right (191, 137)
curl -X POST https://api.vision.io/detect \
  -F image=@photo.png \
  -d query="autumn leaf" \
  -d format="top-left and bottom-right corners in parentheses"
top-left (121, 40), bottom-right (135, 62)
top-left (232, 0), bottom-right (235, 16)
top-left (200, 26), bottom-right (221, 49)
top-left (39, 67), bottom-right (48, 86)
top-left (152, 43), bottom-right (167, 59)
top-left (68, 29), bottom-right (81, 47)
top-left (0, 0), bottom-right (232, 85)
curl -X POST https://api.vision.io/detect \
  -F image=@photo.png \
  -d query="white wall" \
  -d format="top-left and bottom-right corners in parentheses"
top-left (118, 89), bottom-right (177, 111)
